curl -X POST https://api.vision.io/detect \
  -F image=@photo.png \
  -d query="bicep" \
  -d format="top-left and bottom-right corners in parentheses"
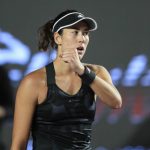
top-left (94, 65), bottom-right (115, 100)
top-left (12, 76), bottom-right (38, 148)
top-left (96, 66), bottom-right (113, 85)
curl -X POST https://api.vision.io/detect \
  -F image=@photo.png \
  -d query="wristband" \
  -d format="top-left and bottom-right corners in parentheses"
top-left (79, 66), bottom-right (96, 86)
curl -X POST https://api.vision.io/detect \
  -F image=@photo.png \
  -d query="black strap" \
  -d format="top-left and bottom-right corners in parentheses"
top-left (78, 66), bottom-right (96, 86)
top-left (45, 62), bottom-right (55, 85)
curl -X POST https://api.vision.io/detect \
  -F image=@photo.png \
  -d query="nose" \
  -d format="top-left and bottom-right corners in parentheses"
top-left (77, 32), bottom-right (85, 43)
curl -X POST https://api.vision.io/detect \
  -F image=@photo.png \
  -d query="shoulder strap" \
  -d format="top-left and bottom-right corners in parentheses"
top-left (45, 62), bottom-right (55, 85)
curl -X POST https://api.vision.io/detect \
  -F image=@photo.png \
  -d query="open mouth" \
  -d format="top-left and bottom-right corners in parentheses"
top-left (77, 46), bottom-right (84, 51)
top-left (77, 47), bottom-right (84, 55)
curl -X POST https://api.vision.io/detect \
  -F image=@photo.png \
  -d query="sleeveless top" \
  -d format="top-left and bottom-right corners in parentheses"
top-left (31, 62), bottom-right (96, 150)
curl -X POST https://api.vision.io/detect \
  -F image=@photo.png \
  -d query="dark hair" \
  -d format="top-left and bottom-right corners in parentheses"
top-left (38, 9), bottom-right (78, 51)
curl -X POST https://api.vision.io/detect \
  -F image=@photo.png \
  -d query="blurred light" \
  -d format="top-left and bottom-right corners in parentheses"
top-left (25, 52), bottom-right (49, 74)
top-left (107, 114), bottom-right (119, 124)
top-left (49, 49), bottom-right (57, 61)
top-left (8, 69), bottom-right (22, 81)
top-left (122, 54), bottom-right (147, 86)
top-left (1, 30), bottom-right (150, 88)
top-left (27, 139), bottom-right (32, 150)
top-left (140, 69), bottom-right (150, 86)
top-left (121, 146), bottom-right (133, 150)
top-left (25, 49), bottom-right (57, 74)
top-left (110, 67), bottom-right (122, 85)
top-left (130, 115), bottom-right (144, 124)
top-left (0, 30), bottom-right (30, 65)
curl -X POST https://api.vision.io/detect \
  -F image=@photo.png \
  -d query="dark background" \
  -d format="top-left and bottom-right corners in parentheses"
top-left (0, 0), bottom-right (150, 149)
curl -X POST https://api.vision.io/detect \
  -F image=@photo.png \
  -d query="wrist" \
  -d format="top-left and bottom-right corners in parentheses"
top-left (76, 65), bottom-right (85, 76)
top-left (78, 66), bottom-right (96, 86)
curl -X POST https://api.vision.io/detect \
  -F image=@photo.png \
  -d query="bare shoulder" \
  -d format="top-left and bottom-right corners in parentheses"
top-left (84, 63), bottom-right (112, 83)
top-left (21, 67), bottom-right (46, 87)
top-left (83, 63), bottom-right (107, 75)
top-left (11, 68), bottom-right (47, 148)
top-left (16, 67), bottom-right (47, 103)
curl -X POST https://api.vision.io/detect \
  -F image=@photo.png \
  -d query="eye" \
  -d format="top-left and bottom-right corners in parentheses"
top-left (73, 30), bottom-right (78, 35)
top-left (83, 31), bottom-right (89, 36)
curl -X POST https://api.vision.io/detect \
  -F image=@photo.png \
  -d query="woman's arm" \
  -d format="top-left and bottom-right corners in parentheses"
top-left (90, 65), bottom-right (122, 109)
top-left (11, 74), bottom-right (38, 150)
top-left (58, 48), bottom-right (122, 109)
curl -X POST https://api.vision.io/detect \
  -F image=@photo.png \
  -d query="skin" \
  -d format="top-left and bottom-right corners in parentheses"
top-left (11, 21), bottom-right (122, 150)
top-left (0, 106), bottom-right (6, 118)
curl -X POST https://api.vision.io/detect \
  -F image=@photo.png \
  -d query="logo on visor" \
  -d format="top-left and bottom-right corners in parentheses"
top-left (78, 14), bottom-right (84, 18)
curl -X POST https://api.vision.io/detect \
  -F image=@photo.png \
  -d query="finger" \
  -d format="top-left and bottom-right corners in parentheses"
top-left (61, 57), bottom-right (72, 63)
top-left (62, 50), bottom-right (78, 57)
top-left (59, 54), bottom-right (62, 58)
top-left (64, 49), bottom-right (78, 55)
top-left (60, 53), bottom-right (75, 58)
top-left (62, 51), bottom-right (75, 55)
top-left (74, 49), bottom-right (78, 54)
top-left (62, 46), bottom-right (77, 52)
top-left (62, 53), bottom-right (75, 58)
top-left (62, 44), bottom-right (77, 50)
top-left (62, 50), bottom-right (76, 55)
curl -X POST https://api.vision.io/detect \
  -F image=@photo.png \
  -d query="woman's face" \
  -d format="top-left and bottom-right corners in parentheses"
top-left (58, 21), bottom-right (90, 60)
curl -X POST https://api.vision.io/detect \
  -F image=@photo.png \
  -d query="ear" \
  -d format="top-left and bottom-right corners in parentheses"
top-left (54, 32), bottom-right (62, 45)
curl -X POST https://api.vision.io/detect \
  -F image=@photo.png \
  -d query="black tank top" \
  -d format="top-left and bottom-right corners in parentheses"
top-left (31, 62), bottom-right (96, 150)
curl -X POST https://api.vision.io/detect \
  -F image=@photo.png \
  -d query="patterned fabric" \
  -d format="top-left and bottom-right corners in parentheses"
top-left (31, 62), bottom-right (96, 150)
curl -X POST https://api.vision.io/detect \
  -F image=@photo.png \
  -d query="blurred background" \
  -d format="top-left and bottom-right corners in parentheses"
top-left (0, 0), bottom-right (150, 149)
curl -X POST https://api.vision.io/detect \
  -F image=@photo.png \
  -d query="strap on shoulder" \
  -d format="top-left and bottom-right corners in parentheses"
top-left (45, 62), bottom-right (55, 85)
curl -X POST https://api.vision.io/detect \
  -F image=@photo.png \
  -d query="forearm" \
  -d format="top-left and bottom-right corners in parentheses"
top-left (76, 64), bottom-right (122, 108)
top-left (90, 76), bottom-right (122, 108)
top-left (11, 146), bottom-right (26, 150)
top-left (11, 127), bottom-right (29, 150)
top-left (10, 142), bottom-right (27, 150)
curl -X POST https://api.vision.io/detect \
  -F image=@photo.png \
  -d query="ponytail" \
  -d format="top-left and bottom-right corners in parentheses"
top-left (38, 10), bottom-right (78, 51)
top-left (37, 20), bottom-right (54, 51)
